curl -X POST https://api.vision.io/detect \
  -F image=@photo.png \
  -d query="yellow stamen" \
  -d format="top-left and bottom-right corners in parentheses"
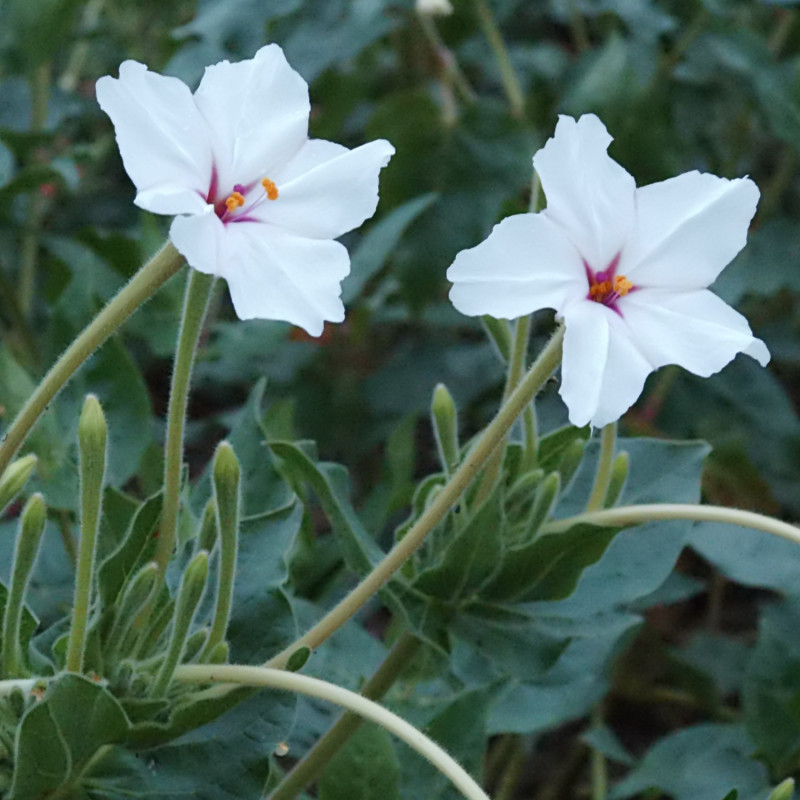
top-left (614, 275), bottom-right (633, 297)
top-left (225, 191), bottom-right (245, 212)
top-left (262, 178), bottom-right (279, 200)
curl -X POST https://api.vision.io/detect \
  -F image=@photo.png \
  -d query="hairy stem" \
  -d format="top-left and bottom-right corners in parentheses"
top-left (544, 503), bottom-right (800, 545)
top-left (268, 633), bottom-right (421, 800)
top-left (154, 269), bottom-right (215, 577)
top-left (585, 422), bottom-right (617, 512)
top-left (0, 242), bottom-right (185, 478)
top-left (174, 663), bottom-right (490, 800)
top-left (265, 326), bottom-right (564, 669)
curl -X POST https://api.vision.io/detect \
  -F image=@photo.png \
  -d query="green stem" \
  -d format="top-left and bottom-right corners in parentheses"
top-left (474, 0), bottom-right (525, 118)
top-left (417, 11), bottom-right (477, 105)
top-left (154, 269), bottom-right (215, 577)
top-left (267, 633), bottom-right (421, 800)
top-left (544, 503), bottom-right (800, 545)
top-left (589, 706), bottom-right (607, 800)
top-left (495, 736), bottom-right (526, 800)
top-left (175, 663), bottom-right (491, 800)
top-left (474, 313), bottom-right (532, 506)
top-left (265, 326), bottom-right (564, 670)
top-left (0, 242), bottom-right (185, 479)
top-left (585, 422), bottom-right (616, 512)
top-left (18, 61), bottom-right (52, 317)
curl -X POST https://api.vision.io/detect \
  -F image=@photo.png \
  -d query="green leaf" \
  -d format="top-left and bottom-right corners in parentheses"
top-left (0, 140), bottom-right (14, 188)
top-left (319, 724), bottom-right (401, 800)
top-left (413, 488), bottom-right (503, 601)
top-left (343, 193), bottom-right (438, 304)
top-left (270, 440), bottom-right (385, 576)
top-left (97, 492), bottom-right (162, 608)
top-left (610, 724), bottom-right (769, 800)
top-left (10, 674), bottom-right (130, 800)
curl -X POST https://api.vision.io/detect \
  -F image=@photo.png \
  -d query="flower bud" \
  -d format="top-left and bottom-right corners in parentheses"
top-left (286, 646), bottom-right (311, 673)
top-left (431, 384), bottom-right (459, 475)
top-left (207, 641), bottom-right (229, 664)
top-left (2, 493), bottom-right (47, 676)
top-left (527, 471), bottom-right (560, 536)
top-left (603, 451), bottom-right (629, 508)
top-left (0, 454), bottom-right (37, 514)
top-left (195, 499), bottom-right (218, 554)
top-left (78, 394), bottom-right (107, 465)
top-left (558, 438), bottom-right (585, 487)
top-left (105, 562), bottom-right (159, 661)
top-left (768, 779), bottom-right (795, 800)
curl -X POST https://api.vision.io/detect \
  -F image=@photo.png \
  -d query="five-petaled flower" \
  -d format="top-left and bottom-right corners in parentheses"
top-left (447, 114), bottom-right (769, 428)
top-left (97, 45), bottom-right (394, 336)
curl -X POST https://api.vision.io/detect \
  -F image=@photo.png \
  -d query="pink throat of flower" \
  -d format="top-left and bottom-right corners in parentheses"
top-left (585, 253), bottom-right (634, 314)
top-left (208, 172), bottom-right (279, 222)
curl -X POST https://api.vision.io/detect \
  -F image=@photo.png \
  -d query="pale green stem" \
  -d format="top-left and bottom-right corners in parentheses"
top-left (174, 664), bottom-right (491, 800)
top-left (264, 326), bottom-right (564, 670)
top-left (18, 61), bottom-right (52, 317)
top-left (474, 0), bottom-right (525, 118)
top-left (543, 504), bottom-right (800, 546)
top-left (585, 422), bottom-right (617, 512)
top-left (417, 11), bottom-right (477, 104)
top-left (268, 633), bottom-right (421, 800)
top-left (154, 270), bottom-right (215, 577)
top-left (590, 706), bottom-right (607, 800)
top-left (0, 242), bottom-right (185, 479)
top-left (474, 313), bottom-right (532, 506)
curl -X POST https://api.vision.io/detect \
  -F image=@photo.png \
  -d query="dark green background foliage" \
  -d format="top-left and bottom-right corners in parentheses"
top-left (2, 0), bottom-right (800, 798)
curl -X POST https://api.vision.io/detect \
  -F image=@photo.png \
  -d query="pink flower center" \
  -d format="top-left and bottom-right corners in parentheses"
top-left (207, 172), bottom-right (279, 223)
top-left (584, 253), bottom-right (634, 314)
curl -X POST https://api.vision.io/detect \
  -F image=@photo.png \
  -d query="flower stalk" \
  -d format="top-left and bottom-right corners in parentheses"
top-left (264, 325), bottom-right (564, 670)
top-left (155, 269), bottom-right (216, 578)
top-left (1, 494), bottom-right (46, 677)
top-left (66, 395), bottom-right (107, 673)
top-left (0, 242), bottom-right (185, 480)
top-left (586, 422), bottom-right (617, 512)
top-left (174, 663), bottom-right (491, 800)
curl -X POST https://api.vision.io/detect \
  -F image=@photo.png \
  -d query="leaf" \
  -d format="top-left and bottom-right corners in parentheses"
top-left (342, 193), bottom-right (438, 304)
top-left (319, 724), bottom-right (401, 800)
top-left (413, 488), bottom-right (503, 601)
top-left (10, 674), bottom-right (130, 800)
top-left (0, 140), bottom-right (14, 188)
top-left (97, 493), bottom-right (162, 608)
top-left (479, 523), bottom-right (620, 604)
top-left (270, 440), bottom-right (385, 575)
top-left (610, 724), bottom-right (769, 800)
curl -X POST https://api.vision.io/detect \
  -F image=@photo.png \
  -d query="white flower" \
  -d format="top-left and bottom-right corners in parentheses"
top-left (96, 45), bottom-right (395, 336)
top-left (447, 114), bottom-right (769, 428)
top-left (416, 0), bottom-right (454, 15)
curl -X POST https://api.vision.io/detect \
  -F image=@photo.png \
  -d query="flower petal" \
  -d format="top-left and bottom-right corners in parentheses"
top-left (560, 301), bottom-right (653, 428)
top-left (624, 172), bottom-right (759, 289)
top-left (621, 288), bottom-right (770, 375)
top-left (193, 44), bottom-right (310, 192)
top-left (96, 61), bottom-right (212, 215)
top-left (253, 139), bottom-right (395, 239)
top-left (169, 208), bottom-right (225, 277)
top-left (222, 223), bottom-right (349, 336)
top-left (447, 213), bottom-right (586, 319)
top-left (533, 114), bottom-right (636, 270)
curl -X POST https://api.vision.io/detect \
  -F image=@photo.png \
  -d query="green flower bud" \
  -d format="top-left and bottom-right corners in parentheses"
top-left (105, 562), bottom-right (159, 662)
top-left (527, 471), bottom-right (561, 536)
top-left (207, 641), bottom-right (229, 665)
top-left (558, 439), bottom-right (585, 487)
top-left (0, 454), bottom-right (37, 514)
top-left (603, 451), bottom-right (629, 508)
top-left (151, 551), bottom-right (208, 696)
top-left (78, 394), bottom-right (107, 464)
top-left (286, 646), bottom-right (311, 672)
top-left (2, 493), bottom-right (47, 676)
top-left (195, 499), bottom-right (218, 554)
top-left (431, 384), bottom-right (459, 475)
top-left (768, 779), bottom-right (795, 800)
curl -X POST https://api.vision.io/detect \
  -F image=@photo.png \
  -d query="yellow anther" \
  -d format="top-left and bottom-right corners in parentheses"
top-left (262, 178), bottom-right (279, 200)
top-left (614, 275), bottom-right (633, 297)
top-left (225, 191), bottom-right (245, 212)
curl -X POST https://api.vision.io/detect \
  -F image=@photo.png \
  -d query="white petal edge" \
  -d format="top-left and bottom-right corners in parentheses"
top-left (254, 139), bottom-right (395, 240)
top-left (623, 172), bottom-right (759, 289)
top-left (222, 223), bottom-right (349, 336)
top-left (96, 61), bottom-right (212, 216)
top-left (447, 213), bottom-right (586, 319)
top-left (193, 44), bottom-right (310, 192)
top-left (621, 288), bottom-right (770, 376)
top-left (534, 114), bottom-right (636, 271)
top-left (169, 208), bottom-right (225, 277)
